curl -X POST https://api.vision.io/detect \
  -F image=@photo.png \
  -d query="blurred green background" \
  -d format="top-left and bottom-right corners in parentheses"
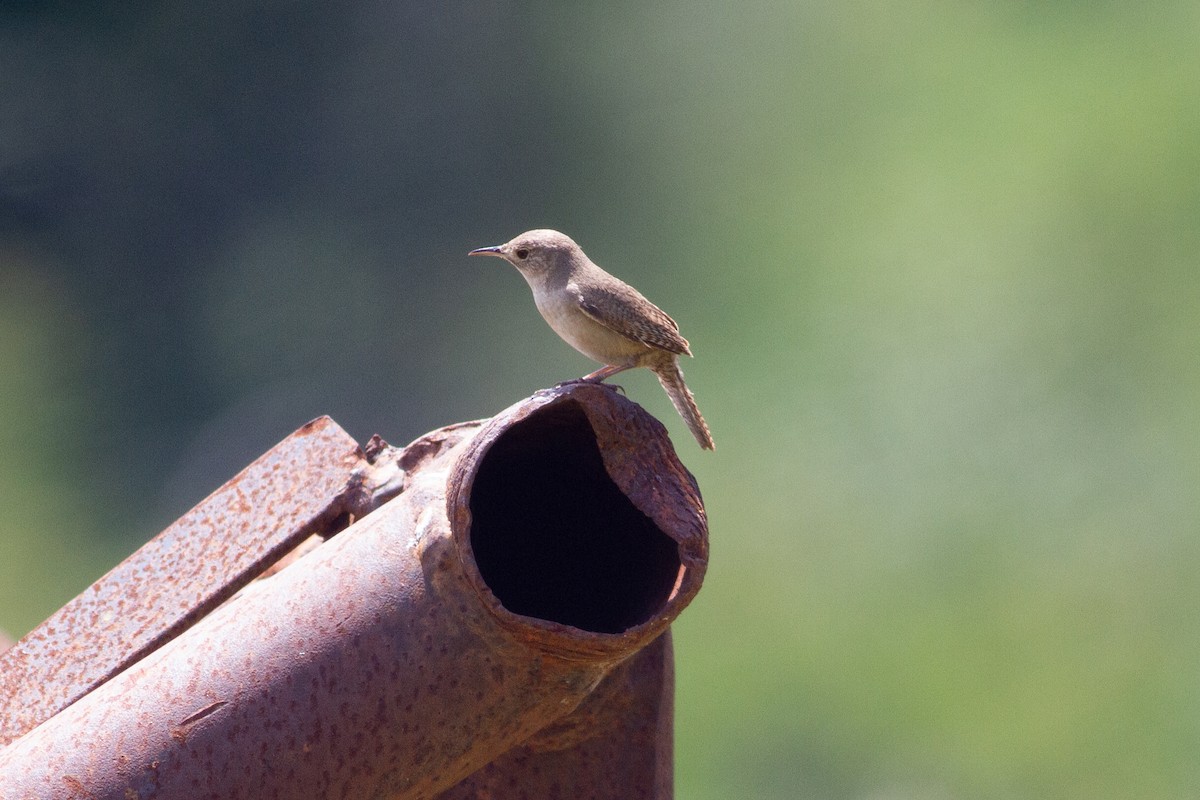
top-left (2, 2), bottom-right (1198, 797)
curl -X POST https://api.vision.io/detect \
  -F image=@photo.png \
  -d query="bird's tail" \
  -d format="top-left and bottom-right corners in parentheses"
top-left (653, 359), bottom-right (715, 450)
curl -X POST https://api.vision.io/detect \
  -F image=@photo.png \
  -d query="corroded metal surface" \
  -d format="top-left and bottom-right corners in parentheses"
top-left (0, 385), bottom-right (708, 799)
top-left (0, 416), bottom-right (365, 747)
top-left (437, 632), bottom-right (676, 800)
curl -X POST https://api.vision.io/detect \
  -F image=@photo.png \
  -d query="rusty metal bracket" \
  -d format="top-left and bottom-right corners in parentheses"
top-left (0, 384), bottom-right (707, 799)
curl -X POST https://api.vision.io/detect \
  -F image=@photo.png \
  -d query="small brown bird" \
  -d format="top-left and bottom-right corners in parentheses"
top-left (469, 229), bottom-right (714, 450)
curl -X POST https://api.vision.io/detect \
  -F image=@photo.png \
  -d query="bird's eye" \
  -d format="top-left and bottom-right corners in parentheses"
top-left (515, 248), bottom-right (529, 260)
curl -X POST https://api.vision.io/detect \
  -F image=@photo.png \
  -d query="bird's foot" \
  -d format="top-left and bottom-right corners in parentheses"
top-left (551, 377), bottom-right (625, 394)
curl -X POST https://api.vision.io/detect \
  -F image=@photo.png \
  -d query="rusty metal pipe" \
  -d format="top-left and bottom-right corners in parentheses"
top-left (437, 631), bottom-right (676, 799)
top-left (0, 416), bottom-right (365, 747)
top-left (0, 384), bottom-right (706, 799)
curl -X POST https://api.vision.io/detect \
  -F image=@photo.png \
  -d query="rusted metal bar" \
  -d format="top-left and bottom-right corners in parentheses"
top-left (0, 383), bottom-right (706, 799)
top-left (0, 416), bottom-right (367, 748)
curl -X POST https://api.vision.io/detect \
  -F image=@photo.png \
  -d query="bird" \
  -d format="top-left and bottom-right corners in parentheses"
top-left (469, 229), bottom-right (714, 450)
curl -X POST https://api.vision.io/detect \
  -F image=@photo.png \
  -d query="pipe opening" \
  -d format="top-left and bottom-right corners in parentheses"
top-left (468, 401), bottom-right (681, 634)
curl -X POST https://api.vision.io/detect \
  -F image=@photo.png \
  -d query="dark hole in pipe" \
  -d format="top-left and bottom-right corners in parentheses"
top-left (469, 401), bottom-right (681, 634)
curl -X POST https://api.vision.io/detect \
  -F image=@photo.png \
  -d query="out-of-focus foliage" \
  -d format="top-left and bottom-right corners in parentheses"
top-left (2, 2), bottom-right (1197, 797)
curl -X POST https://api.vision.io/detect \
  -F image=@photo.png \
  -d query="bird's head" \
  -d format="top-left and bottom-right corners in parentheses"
top-left (468, 229), bottom-right (584, 283)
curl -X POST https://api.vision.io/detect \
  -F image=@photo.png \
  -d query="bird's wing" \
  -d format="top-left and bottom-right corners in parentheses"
top-left (571, 281), bottom-right (693, 356)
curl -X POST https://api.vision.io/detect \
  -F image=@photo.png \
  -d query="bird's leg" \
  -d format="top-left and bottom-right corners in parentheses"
top-left (555, 363), bottom-right (631, 392)
top-left (581, 363), bottom-right (631, 382)
top-left (580, 363), bottom-right (631, 394)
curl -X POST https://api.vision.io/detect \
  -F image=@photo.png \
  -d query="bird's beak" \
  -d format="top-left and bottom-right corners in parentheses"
top-left (468, 246), bottom-right (504, 258)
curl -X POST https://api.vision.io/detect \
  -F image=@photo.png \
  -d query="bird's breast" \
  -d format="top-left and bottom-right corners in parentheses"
top-left (532, 289), bottom-right (646, 366)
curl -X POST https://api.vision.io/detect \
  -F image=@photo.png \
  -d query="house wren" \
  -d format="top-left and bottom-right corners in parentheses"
top-left (469, 229), bottom-right (714, 450)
